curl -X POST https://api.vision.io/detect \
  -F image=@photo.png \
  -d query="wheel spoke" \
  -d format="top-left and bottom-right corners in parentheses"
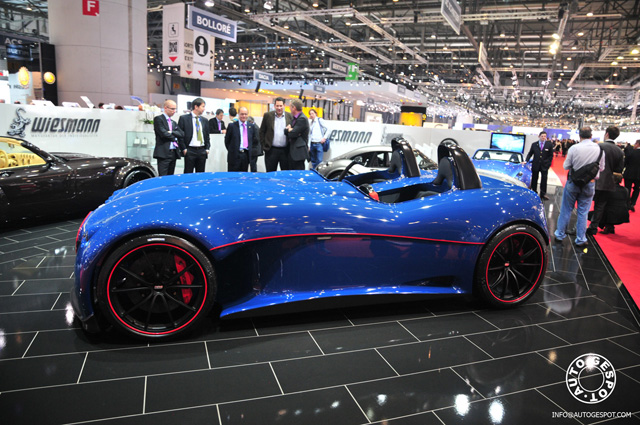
top-left (159, 294), bottom-right (176, 327)
top-left (520, 246), bottom-right (540, 261)
top-left (123, 292), bottom-right (154, 316)
top-left (490, 269), bottom-right (506, 290)
top-left (507, 268), bottom-right (521, 296)
top-left (144, 294), bottom-right (159, 331)
top-left (167, 262), bottom-right (197, 284)
top-left (117, 266), bottom-right (153, 287)
top-left (112, 286), bottom-right (150, 293)
top-left (500, 270), bottom-right (509, 298)
top-left (164, 292), bottom-right (198, 312)
top-left (166, 284), bottom-right (204, 290)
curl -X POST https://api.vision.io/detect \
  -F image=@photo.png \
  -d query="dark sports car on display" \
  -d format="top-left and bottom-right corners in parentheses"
top-left (73, 139), bottom-right (549, 340)
top-left (0, 136), bottom-right (157, 225)
top-left (315, 144), bottom-right (438, 180)
top-left (471, 148), bottom-right (532, 188)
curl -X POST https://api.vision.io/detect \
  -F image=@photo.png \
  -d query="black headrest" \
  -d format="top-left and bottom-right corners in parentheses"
top-left (388, 138), bottom-right (420, 178)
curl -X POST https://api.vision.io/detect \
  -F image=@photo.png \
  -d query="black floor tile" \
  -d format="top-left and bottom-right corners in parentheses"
top-left (206, 332), bottom-right (322, 367)
top-left (0, 377), bottom-right (144, 425)
top-left (0, 310), bottom-right (80, 333)
top-left (378, 336), bottom-right (491, 375)
top-left (311, 322), bottom-right (417, 354)
top-left (0, 293), bottom-right (60, 313)
top-left (539, 282), bottom-right (592, 301)
top-left (343, 300), bottom-right (433, 325)
top-left (544, 296), bottom-right (616, 319)
top-left (80, 342), bottom-right (210, 382)
top-left (399, 312), bottom-right (498, 341)
top-left (453, 353), bottom-right (566, 398)
top-left (25, 328), bottom-right (145, 357)
top-left (540, 316), bottom-right (633, 344)
top-left (465, 324), bottom-right (567, 358)
top-left (145, 363), bottom-right (281, 412)
top-left (272, 349), bottom-right (396, 392)
top-left (254, 310), bottom-right (353, 336)
top-left (540, 339), bottom-right (640, 371)
top-left (475, 303), bottom-right (565, 329)
top-left (610, 333), bottom-right (640, 356)
top-left (219, 386), bottom-right (368, 425)
top-left (435, 389), bottom-right (582, 424)
top-left (0, 279), bottom-right (22, 295)
top-left (0, 331), bottom-right (36, 360)
top-left (348, 368), bottom-right (483, 422)
top-left (0, 352), bottom-right (86, 391)
top-left (537, 374), bottom-right (640, 423)
top-left (370, 412), bottom-right (443, 425)
top-left (14, 278), bottom-right (74, 294)
top-left (95, 405), bottom-right (221, 425)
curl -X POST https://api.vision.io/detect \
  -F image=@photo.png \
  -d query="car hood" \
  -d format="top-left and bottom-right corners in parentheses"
top-left (52, 152), bottom-right (95, 160)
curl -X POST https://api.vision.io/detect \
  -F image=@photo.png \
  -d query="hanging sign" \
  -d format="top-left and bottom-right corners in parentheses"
top-left (346, 63), bottom-right (359, 81)
top-left (253, 70), bottom-right (274, 83)
top-left (329, 58), bottom-right (348, 76)
top-left (82, 0), bottom-right (100, 16)
top-left (187, 6), bottom-right (237, 43)
top-left (440, 0), bottom-right (461, 35)
top-left (163, 3), bottom-right (185, 66)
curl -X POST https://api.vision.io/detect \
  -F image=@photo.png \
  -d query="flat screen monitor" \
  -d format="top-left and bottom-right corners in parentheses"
top-left (490, 133), bottom-right (526, 153)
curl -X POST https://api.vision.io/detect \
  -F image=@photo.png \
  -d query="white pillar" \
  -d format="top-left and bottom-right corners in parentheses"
top-left (48, 0), bottom-right (148, 107)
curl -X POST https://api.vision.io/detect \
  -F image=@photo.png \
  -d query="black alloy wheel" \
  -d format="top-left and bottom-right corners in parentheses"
top-left (123, 169), bottom-right (153, 188)
top-left (96, 234), bottom-right (216, 339)
top-left (475, 224), bottom-right (547, 307)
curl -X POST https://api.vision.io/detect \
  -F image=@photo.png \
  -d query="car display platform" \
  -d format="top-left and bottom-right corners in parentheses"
top-left (0, 189), bottom-right (639, 424)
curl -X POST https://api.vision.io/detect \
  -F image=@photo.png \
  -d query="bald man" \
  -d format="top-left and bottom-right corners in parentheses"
top-left (224, 107), bottom-right (259, 171)
top-left (153, 100), bottom-right (184, 175)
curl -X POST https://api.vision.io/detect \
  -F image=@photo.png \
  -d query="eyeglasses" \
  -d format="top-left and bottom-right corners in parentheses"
top-left (166, 107), bottom-right (176, 110)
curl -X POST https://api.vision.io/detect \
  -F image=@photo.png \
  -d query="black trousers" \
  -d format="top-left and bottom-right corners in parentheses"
top-left (184, 147), bottom-right (207, 173)
top-left (530, 167), bottom-right (549, 195)
top-left (265, 147), bottom-right (289, 172)
top-left (625, 178), bottom-right (640, 207)
top-left (288, 159), bottom-right (306, 170)
top-left (156, 150), bottom-right (180, 176)
top-left (589, 189), bottom-right (611, 230)
top-left (228, 150), bottom-right (250, 172)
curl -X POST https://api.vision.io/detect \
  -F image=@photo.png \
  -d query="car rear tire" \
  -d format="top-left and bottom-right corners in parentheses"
top-left (95, 234), bottom-right (216, 340)
top-left (474, 224), bottom-right (547, 308)
top-left (123, 169), bottom-right (153, 188)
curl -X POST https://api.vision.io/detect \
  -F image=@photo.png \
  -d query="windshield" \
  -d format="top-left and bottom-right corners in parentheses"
top-left (473, 150), bottom-right (522, 163)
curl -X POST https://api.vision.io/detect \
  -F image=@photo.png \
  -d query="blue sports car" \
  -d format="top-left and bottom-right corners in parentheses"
top-left (73, 140), bottom-right (549, 340)
top-left (471, 148), bottom-right (532, 188)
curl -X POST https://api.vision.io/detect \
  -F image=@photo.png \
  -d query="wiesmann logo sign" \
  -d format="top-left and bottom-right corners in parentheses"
top-left (6, 108), bottom-right (101, 138)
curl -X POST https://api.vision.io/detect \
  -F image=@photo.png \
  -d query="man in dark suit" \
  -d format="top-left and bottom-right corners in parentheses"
top-left (588, 126), bottom-right (624, 234)
top-left (624, 140), bottom-right (640, 212)
top-left (224, 107), bottom-right (259, 171)
top-left (153, 99), bottom-right (184, 176)
top-left (259, 97), bottom-right (292, 172)
top-left (284, 99), bottom-right (310, 170)
top-left (177, 98), bottom-right (210, 173)
top-left (209, 108), bottom-right (226, 134)
top-left (525, 131), bottom-right (554, 200)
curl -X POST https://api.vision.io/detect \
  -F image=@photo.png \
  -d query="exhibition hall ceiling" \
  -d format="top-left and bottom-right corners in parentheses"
top-left (3, 1), bottom-right (640, 125)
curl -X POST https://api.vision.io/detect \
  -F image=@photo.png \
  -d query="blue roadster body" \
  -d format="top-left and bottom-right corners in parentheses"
top-left (471, 148), bottom-right (532, 188)
top-left (73, 140), bottom-right (549, 340)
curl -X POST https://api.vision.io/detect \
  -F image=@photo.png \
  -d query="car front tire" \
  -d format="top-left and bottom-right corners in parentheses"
top-left (95, 234), bottom-right (216, 340)
top-left (475, 224), bottom-right (547, 308)
top-left (123, 169), bottom-right (154, 188)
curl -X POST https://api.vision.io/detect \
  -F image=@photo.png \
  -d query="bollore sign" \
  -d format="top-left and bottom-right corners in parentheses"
top-left (187, 6), bottom-right (237, 43)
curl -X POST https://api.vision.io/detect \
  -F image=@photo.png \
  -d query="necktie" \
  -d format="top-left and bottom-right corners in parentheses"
top-left (218, 120), bottom-right (221, 131)
top-left (168, 117), bottom-right (177, 149)
top-left (196, 118), bottom-right (203, 145)
top-left (242, 123), bottom-right (248, 149)
top-left (540, 141), bottom-right (544, 150)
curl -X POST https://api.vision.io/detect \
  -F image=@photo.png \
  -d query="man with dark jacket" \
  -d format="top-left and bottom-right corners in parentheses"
top-left (224, 107), bottom-right (259, 171)
top-left (284, 99), bottom-right (310, 170)
top-left (259, 97), bottom-right (292, 171)
top-left (177, 97), bottom-right (210, 173)
top-left (209, 109), bottom-right (226, 134)
top-left (525, 131), bottom-right (554, 200)
top-left (588, 126), bottom-right (624, 234)
top-left (624, 140), bottom-right (640, 212)
top-left (153, 100), bottom-right (184, 176)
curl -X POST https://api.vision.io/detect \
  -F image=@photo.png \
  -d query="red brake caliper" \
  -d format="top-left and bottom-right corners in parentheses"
top-left (174, 255), bottom-right (194, 303)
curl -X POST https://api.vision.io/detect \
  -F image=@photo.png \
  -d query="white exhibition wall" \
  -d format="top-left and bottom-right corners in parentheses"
top-left (1, 103), bottom-right (636, 174)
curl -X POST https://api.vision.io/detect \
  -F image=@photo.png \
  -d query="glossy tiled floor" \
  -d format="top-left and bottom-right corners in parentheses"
top-left (1, 188), bottom-right (640, 425)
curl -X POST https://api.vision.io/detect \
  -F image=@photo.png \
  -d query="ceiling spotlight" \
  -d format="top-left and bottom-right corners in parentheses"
top-left (204, 0), bottom-right (214, 6)
top-left (552, 33), bottom-right (560, 40)
top-left (263, 1), bottom-right (274, 10)
top-left (244, 7), bottom-right (251, 13)
top-left (312, 1), bottom-right (319, 7)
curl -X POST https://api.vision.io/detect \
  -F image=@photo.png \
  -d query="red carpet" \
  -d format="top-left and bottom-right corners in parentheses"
top-left (550, 155), bottom-right (640, 307)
